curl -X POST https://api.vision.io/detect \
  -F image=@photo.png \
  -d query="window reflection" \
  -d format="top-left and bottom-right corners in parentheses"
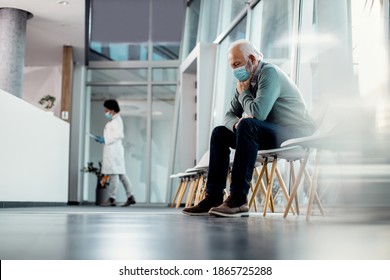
top-left (212, 16), bottom-right (247, 127)
top-left (90, 43), bottom-right (150, 61)
top-left (88, 69), bottom-right (148, 83)
top-left (181, 0), bottom-right (201, 58)
top-left (295, 0), bottom-right (390, 209)
top-left (152, 43), bottom-right (180, 61)
top-left (219, 0), bottom-right (248, 31)
top-left (152, 68), bottom-right (178, 82)
top-left (89, 0), bottom-right (184, 62)
top-left (89, 86), bottom-right (147, 101)
top-left (230, 0), bottom-right (248, 20)
top-left (298, 0), bottom-right (356, 107)
top-left (151, 85), bottom-right (176, 203)
top-left (88, 85), bottom-right (148, 203)
top-left (260, 0), bottom-right (294, 62)
top-left (198, 0), bottom-right (221, 43)
top-left (351, 0), bottom-right (389, 98)
top-left (151, 0), bottom-right (185, 60)
top-left (250, 0), bottom-right (294, 74)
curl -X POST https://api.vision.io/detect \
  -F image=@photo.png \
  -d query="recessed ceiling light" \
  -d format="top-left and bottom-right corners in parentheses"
top-left (57, 1), bottom-right (69, 5)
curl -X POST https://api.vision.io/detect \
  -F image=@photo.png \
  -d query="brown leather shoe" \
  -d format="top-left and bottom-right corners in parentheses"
top-left (121, 195), bottom-right (136, 207)
top-left (100, 197), bottom-right (116, 207)
top-left (182, 193), bottom-right (223, 216)
top-left (209, 193), bottom-right (249, 217)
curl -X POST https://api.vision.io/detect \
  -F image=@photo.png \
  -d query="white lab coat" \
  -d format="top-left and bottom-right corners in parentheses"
top-left (101, 114), bottom-right (126, 174)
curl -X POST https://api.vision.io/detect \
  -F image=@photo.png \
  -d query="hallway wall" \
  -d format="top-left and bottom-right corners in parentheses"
top-left (0, 89), bottom-right (69, 203)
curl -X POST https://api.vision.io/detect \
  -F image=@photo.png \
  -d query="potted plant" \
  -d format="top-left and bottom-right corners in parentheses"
top-left (38, 95), bottom-right (56, 112)
top-left (81, 162), bottom-right (110, 205)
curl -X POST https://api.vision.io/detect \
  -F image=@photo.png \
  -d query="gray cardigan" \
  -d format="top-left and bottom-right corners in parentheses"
top-left (224, 61), bottom-right (315, 135)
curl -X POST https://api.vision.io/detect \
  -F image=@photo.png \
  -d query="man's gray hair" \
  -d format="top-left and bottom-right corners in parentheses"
top-left (228, 39), bottom-right (263, 61)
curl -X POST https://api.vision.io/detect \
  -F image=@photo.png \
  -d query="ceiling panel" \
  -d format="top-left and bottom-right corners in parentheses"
top-left (0, 0), bottom-right (85, 66)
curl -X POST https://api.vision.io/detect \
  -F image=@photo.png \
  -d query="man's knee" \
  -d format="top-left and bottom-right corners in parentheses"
top-left (237, 118), bottom-right (258, 131)
top-left (212, 125), bottom-right (230, 136)
top-left (211, 126), bottom-right (235, 147)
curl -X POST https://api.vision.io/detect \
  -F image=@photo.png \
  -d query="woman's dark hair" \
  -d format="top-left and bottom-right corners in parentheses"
top-left (103, 99), bottom-right (120, 113)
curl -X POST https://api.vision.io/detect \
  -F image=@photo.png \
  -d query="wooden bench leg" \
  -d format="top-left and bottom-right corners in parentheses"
top-left (176, 178), bottom-right (190, 208)
top-left (170, 178), bottom-right (184, 208)
top-left (249, 164), bottom-right (267, 210)
top-left (263, 160), bottom-right (277, 217)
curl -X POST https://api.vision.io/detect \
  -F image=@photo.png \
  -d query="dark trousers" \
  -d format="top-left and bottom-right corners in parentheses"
top-left (206, 118), bottom-right (309, 196)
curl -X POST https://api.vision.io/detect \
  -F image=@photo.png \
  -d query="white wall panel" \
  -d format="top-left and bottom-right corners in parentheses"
top-left (0, 89), bottom-right (69, 202)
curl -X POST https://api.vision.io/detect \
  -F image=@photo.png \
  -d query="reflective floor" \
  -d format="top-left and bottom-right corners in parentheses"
top-left (0, 205), bottom-right (389, 260)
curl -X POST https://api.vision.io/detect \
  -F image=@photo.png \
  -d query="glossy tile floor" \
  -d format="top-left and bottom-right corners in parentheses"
top-left (0, 205), bottom-right (389, 260)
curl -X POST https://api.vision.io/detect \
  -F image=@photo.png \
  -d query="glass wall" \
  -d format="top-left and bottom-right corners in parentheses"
top-left (86, 85), bottom-right (149, 203)
top-left (298, 0), bottom-right (355, 110)
top-left (212, 17), bottom-right (247, 127)
top-left (151, 85), bottom-right (176, 203)
top-left (209, 0), bottom-right (389, 133)
top-left (251, 0), bottom-right (295, 74)
top-left (211, 0), bottom-right (296, 127)
top-left (181, 0), bottom-right (201, 58)
top-left (86, 0), bottom-right (182, 205)
top-left (86, 70), bottom-right (178, 204)
top-left (297, 0), bottom-right (389, 132)
top-left (88, 69), bottom-right (148, 83)
top-left (198, 0), bottom-right (221, 43)
top-left (174, 0), bottom-right (390, 208)
top-left (218, 0), bottom-right (248, 30)
top-left (351, 0), bottom-right (389, 99)
top-left (89, 0), bottom-right (185, 62)
top-left (151, 0), bottom-right (185, 60)
top-left (85, 0), bottom-right (390, 206)
top-left (89, 0), bottom-right (150, 61)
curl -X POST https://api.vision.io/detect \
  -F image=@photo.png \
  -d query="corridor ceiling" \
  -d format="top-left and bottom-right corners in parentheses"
top-left (0, 0), bottom-right (85, 66)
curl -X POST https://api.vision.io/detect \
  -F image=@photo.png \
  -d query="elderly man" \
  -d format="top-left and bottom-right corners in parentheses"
top-left (183, 39), bottom-right (315, 217)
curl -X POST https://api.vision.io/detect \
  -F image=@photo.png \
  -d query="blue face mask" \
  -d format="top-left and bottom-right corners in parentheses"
top-left (105, 112), bottom-right (113, 120)
top-left (233, 60), bottom-right (253, 82)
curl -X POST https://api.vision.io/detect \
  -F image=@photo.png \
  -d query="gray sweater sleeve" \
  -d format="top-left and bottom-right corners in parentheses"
top-left (238, 66), bottom-right (280, 120)
top-left (223, 90), bottom-right (243, 132)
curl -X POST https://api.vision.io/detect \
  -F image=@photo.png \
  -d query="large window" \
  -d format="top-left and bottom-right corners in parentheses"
top-left (85, 0), bottom-right (182, 205)
top-left (88, 69), bottom-right (148, 83)
top-left (86, 63), bottom-right (178, 205)
top-left (211, 17), bottom-right (247, 127)
top-left (151, 85), bottom-right (176, 203)
top-left (251, 0), bottom-right (295, 75)
top-left (173, 0), bottom-right (390, 210)
top-left (211, 0), bottom-right (296, 127)
top-left (218, 0), bottom-right (248, 31)
top-left (89, 0), bottom-right (185, 62)
top-left (351, 0), bottom-right (389, 99)
top-left (86, 85), bottom-right (148, 203)
top-left (298, 0), bottom-right (355, 110)
top-left (181, 0), bottom-right (201, 58)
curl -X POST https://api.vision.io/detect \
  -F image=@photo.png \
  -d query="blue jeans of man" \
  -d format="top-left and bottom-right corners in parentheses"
top-left (206, 118), bottom-right (311, 196)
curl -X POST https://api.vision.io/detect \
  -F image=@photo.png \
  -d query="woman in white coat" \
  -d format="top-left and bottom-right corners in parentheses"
top-left (96, 99), bottom-right (136, 207)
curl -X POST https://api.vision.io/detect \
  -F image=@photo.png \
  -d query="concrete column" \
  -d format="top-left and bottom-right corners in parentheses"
top-left (0, 8), bottom-right (32, 98)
